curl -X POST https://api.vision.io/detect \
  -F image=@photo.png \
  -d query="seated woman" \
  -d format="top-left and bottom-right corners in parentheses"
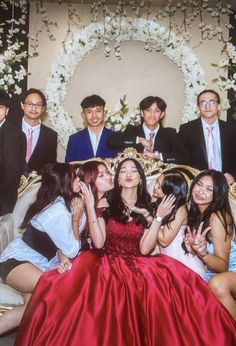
top-left (0, 163), bottom-right (83, 334)
top-left (184, 169), bottom-right (236, 321)
top-left (152, 170), bottom-right (206, 278)
top-left (15, 156), bottom-right (236, 345)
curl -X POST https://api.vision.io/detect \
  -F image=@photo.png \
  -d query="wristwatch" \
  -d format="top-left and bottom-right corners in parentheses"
top-left (154, 215), bottom-right (162, 223)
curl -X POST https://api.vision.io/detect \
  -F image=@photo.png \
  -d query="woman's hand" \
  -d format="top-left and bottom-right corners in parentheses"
top-left (79, 182), bottom-right (95, 209)
top-left (184, 226), bottom-right (196, 254)
top-left (156, 194), bottom-right (175, 219)
top-left (127, 205), bottom-right (150, 218)
top-left (71, 197), bottom-right (83, 221)
top-left (191, 222), bottom-right (210, 257)
top-left (57, 259), bottom-right (72, 274)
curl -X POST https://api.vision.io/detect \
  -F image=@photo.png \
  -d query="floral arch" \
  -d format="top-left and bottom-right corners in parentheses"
top-left (45, 17), bottom-right (207, 149)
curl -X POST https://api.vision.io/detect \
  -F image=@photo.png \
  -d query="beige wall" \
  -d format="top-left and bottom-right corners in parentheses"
top-left (28, 3), bottom-right (229, 161)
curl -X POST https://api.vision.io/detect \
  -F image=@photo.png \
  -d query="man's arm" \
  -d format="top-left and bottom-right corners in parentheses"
top-left (106, 125), bottom-right (140, 150)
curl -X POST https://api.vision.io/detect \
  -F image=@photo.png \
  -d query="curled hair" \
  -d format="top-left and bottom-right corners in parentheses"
top-left (188, 169), bottom-right (233, 242)
top-left (153, 170), bottom-right (188, 226)
top-left (104, 158), bottom-right (152, 227)
top-left (21, 163), bottom-right (75, 229)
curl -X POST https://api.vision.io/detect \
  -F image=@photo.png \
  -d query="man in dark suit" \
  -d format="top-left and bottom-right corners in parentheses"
top-left (0, 91), bottom-right (26, 216)
top-left (178, 89), bottom-right (236, 185)
top-left (21, 88), bottom-right (57, 174)
top-left (107, 96), bottom-right (183, 163)
top-left (65, 95), bottom-right (119, 162)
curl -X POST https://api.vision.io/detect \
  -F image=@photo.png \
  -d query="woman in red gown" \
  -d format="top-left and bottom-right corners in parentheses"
top-left (16, 157), bottom-right (236, 346)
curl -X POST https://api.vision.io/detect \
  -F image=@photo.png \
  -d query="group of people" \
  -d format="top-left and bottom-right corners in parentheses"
top-left (0, 87), bottom-right (236, 344)
top-left (0, 156), bottom-right (235, 344)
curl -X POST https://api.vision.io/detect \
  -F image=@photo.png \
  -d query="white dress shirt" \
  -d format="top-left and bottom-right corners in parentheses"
top-left (201, 118), bottom-right (222, 171)
top-left (88, 126), bottom-right (103, 155)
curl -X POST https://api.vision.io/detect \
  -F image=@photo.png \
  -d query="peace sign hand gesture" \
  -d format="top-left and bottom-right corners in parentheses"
top-left (191, 222), bottom-right (211, 258)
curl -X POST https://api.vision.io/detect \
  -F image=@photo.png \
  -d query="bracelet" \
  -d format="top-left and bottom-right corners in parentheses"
top-left (88, 219), bottom-right (97, 224)
top-left (72, 219), bottom-right (79, 222)
top-left (199, 250), bottom-right (209, 258)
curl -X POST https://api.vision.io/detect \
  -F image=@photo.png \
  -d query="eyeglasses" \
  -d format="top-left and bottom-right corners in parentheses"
top-left (24, 102), bottom-right (43, 109)
top-left (198, 100), bottom-right (218, 108)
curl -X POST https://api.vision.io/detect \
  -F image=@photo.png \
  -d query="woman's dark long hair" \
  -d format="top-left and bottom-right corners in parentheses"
top-left (188, 169), bottom-right (234, 242)
top-left (104, 158), bottom-right (152, 227)
top-left (153, 170), bottom-right (188, 226)
top-left (21, 163), bottom-right (75, 229)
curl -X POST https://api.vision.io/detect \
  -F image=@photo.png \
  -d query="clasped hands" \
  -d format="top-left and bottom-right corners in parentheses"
top-left (184, 222), bottom-right (211, 257)
top-left (138, 137), bottom-right (159, 160)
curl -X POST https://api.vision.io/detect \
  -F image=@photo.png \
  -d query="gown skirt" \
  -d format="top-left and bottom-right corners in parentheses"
top-left (15, 219), bottom-right (236, 346)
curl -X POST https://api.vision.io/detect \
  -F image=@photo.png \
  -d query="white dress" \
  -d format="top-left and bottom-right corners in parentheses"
top-left (159, 225), bottom-right (206, 278)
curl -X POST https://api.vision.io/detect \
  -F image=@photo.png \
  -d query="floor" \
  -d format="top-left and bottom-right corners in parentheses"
top-left (0, 330), bottom-right (16, 345)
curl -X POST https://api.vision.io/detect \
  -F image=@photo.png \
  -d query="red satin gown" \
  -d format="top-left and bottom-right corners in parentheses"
top-left (16, 216), bottom-right (236, 346)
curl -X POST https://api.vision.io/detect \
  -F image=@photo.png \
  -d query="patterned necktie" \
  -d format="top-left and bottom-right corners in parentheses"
top-left (207, 126), bottom-right (215, 169)
top-left (26, 128), bottom-right (33, 162)
top-left (149, 132), bottom-right (155, 152)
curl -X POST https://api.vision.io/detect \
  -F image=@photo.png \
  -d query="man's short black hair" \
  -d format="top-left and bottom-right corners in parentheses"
top-left (81, 95), bottom-right (105, 109)
top-left (139, 96), bottom-right (167, 113)
top-left (197, 89), bottom-right (221, 105)
top-left (0, 90), bottom-right (10, 108)
top-left (21, 88), bottom-right (47, 107)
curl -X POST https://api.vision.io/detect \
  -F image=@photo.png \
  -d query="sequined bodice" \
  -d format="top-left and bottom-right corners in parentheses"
top-left (104, 218), bottom-right (145, 257)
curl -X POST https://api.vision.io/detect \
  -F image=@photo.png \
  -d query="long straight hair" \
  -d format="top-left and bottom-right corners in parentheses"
top-left (153, 171), bottom-right (188, 226)
top-left (21, 163), bottom-right (75, 229)
top-left (105, 158), bottom-right (152, 227)
top-left (188, 169), bottom-right (234, 241)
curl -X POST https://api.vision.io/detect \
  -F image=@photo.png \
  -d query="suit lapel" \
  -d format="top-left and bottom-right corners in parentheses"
top-left (218, 120), bottom-right (225, 165)
top-left (28, 124), bottom-right (44, 164)
top-left (96, 128), bottom-right (106, 156)
top-left (84, 128), bottom-right (94, 157)
top-left (197, 119), bottom-right (208, 164)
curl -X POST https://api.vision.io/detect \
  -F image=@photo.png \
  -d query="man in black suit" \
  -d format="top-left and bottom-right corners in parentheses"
top-left (178, 89), bottom-right (236, 185)
top-left (0, 91), bottom-right (26, 216)
top-left (21, 88), bottom-right (57, 174)
top-left (107, 96), bottom-right (183, 163)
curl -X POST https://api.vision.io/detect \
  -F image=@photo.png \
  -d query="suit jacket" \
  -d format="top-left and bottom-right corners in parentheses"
top-left (65, 127), bottom-right (120, 162)
top-left (0, 120), bottom-right (26, 215)
top-left (27, 124), bottom-right (58, 174)
top-left (106, 124), bottom-right (183, 163)
top-left (178, 118), bottom-right (236, 178)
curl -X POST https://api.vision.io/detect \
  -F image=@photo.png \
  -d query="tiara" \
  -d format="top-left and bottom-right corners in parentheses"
top-left (104, 147), bottom-right (168, 176)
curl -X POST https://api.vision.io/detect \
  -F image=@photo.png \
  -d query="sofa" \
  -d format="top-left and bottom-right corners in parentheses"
top-left (1, 148), bottom-right (236, 313)
top-left (0, 173), bottom-right (41, 313)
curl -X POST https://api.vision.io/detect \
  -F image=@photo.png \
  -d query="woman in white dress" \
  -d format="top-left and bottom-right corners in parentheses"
top-left (153, 170), bottom-right (206, 278)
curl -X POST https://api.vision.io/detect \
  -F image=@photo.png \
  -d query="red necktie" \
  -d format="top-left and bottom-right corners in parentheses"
top-left (26, 128), bottom-right (33, 162)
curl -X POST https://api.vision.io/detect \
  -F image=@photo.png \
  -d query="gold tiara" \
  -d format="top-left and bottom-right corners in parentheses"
top-left (104, 147), bottom-right (168, 176)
